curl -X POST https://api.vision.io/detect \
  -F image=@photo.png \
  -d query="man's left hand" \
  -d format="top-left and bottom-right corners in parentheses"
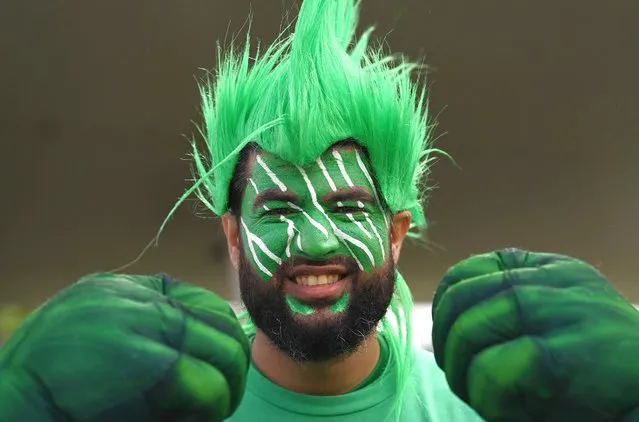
top-left (432, 248), bottom-right (639, 422)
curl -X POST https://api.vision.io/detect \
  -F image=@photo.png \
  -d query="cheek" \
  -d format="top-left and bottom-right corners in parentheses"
top-left (335, 215), bottom-right (389, 270)
top-left (244, 218), bottom-right (287, 248)
top-left (259, 225), bottom-right (292, 255)
top-left (240, 220), bottom-right (292, 279)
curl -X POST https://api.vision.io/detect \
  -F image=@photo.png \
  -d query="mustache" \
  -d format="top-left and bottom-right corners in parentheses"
top-left (272, 255), bottom-right (360, 280)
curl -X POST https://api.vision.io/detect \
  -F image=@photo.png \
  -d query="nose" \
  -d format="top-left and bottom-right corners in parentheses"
top-left (293, 217), bottom-right (341, 260)
top-left (298, 230), bottom-right (340, 260)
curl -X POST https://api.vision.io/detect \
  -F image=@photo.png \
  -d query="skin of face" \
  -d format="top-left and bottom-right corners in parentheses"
top-left (221, 144), bottom-right (412, 362)
top-left (238, 146), bottom-right (391, 314)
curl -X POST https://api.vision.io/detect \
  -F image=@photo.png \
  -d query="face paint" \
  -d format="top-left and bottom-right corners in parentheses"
top-left (285, 296), bottom-right (314, 316)
top-left (328, 293), bottom-right (350, 313)
top-left (239, 146), bottom-right (391, 315)
top-left (238, 243), bottom-right (396, 362)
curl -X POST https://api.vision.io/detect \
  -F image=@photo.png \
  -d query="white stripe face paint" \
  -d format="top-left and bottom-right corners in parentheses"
top-left (280, 215), bottom-right (297, 258)
top-left (347, 213), bottom-right (373, 238)
top-left (249, 178), bottom-right (260, 194)
top-left (287, 202), bottom-right (329, 238)
top-left (322, 160), bottom-right (372, 241)
top-left (355, 150), bottom-right (390, 230)
top-left (355, 150), bottom-right (377, 200)
top-left (317, 157), bottom-right (337, 191)
top-left (297, 165), bottom-right (372, 270)
top-left (337, 202), bottom-right (373, 239)
top-left (238, 147), bottom-right (392, 282)
top-left (241, 218), bottom-right (274, 277)
top-left (354, 150), bottom-right (390, 261)
top-left (241, 218), bottom-right (282, 265)
top-left (256, 154), bottom-right (287, 191)
top-left (332, 151), bottom-right (387, 262)
top-left (332, 150), bottom-right (354, 186)
top-left (249, 178), bottom-right (269, 211)
top-left (365, 213), bottom-right (386, 261)
top-left (243, 178), bottom-right (288, 278)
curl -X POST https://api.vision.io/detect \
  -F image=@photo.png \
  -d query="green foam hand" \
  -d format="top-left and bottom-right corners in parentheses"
top-left (0, 273), bottom-right (250, 422)
top-left (432, 248), bottom-right (639, 422)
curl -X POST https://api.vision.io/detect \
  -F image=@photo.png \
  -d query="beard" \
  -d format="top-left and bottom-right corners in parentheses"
top-left (238, 247), bottom-right (396, 363)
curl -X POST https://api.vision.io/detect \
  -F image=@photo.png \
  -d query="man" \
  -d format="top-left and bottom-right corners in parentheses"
top-left (218, 140), bottom-right (481, 421)
top-left (1, 1), bottom-right (639, 421)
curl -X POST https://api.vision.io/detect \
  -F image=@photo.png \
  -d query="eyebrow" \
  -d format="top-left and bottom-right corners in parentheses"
top-left (253, 188), bottom-right (300, 211)
top-left (321, 187), bottom-right (374, 205)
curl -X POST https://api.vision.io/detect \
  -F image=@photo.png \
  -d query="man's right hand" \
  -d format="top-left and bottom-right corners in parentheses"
top-left (0, 273), bottom-right (250, 422)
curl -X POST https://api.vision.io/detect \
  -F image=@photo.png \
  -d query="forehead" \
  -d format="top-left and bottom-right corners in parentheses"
top-left (248, 144), bottom-right (373, 182)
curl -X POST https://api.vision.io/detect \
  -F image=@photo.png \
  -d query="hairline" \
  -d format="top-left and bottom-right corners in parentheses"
top-left (227, 140), bottom-right (391, 218)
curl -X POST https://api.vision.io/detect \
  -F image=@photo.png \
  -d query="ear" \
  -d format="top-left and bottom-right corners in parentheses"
top-left (389, 211), bottom-right (412, 263)
top-left (221, 213), bottom-right (240, 269)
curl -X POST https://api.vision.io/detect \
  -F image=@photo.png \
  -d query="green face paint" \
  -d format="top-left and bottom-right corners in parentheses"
top-left (239, 146), bottom-right (390, 314)
top-left (328, 293), bottom-right (350, 314)
top-left (285, 296), bottom-right (315, 316)
top-left (285, 293), bottom-right (351, 317)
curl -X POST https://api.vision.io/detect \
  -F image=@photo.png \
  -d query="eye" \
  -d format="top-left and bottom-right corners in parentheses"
top-left (263, 208), bottom-right (295, 217)
top-left (334, 205), bottom-right (365, 214)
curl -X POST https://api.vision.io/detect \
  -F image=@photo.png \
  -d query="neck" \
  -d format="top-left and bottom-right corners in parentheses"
top-left (252, 329), bottom-right (381, 396)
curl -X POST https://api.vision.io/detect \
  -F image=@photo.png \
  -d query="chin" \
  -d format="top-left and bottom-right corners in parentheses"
top-left (289, 305), bottom-right (348, 325)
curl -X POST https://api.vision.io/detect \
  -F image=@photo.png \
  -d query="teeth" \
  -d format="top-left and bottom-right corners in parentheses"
top-left (295, 274), bottom-right (340, 286)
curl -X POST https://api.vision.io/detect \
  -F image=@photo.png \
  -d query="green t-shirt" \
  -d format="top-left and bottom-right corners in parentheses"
top-left (226, 332), bottom-right (484, 421)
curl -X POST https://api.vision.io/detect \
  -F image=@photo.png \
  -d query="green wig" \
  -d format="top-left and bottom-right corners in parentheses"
top-left (186, 0), bottom-right (435, 233)
top-left (165, 0), bottom-right (436, 419)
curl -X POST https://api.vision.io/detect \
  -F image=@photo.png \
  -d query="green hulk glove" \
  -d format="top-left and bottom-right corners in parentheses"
top-left (0, 273), bottom-right (249, 422)
top-left (432, 248), bottom-right (639, 422)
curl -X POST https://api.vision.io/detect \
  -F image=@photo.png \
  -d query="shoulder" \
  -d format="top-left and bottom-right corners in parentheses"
top-left (410, 347), bottom-right (452, 396)
top-left (407, 347), bottom-right (485, 421)
top-left (411, 348), bottom-right (446, 384)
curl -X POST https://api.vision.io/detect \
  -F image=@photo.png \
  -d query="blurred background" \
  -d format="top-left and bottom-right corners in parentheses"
top-left (1, 0), bottom-right (638, 344)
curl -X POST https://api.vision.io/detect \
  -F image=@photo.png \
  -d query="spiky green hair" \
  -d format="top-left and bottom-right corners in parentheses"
top-left (187, 0), bottom-right (435, 235)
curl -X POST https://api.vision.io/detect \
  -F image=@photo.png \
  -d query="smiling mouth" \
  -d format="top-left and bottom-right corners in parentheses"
top-left (284, 266), bottom-right (350, 302)
top-left (294, 274), bottom-right (341, 286)
top-left (288, 264), bottom-right (349, 286)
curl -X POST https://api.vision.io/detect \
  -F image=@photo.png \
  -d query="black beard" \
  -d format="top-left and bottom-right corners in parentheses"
top-left (238, 249), bottom-right (396, 363)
